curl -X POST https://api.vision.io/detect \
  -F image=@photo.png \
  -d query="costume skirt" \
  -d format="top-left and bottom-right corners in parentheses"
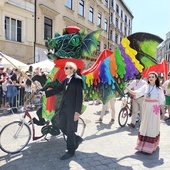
top-left (135, 99), bottom-right (160, 154)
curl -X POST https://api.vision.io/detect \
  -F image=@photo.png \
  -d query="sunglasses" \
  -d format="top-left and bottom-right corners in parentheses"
top-left (64, 67), bottom-right (73, 70)
top-left (168, 75), bottom-right (170, 76)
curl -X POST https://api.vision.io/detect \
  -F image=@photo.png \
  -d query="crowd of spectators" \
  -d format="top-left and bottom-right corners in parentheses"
top-left (0, 65), bottom-right (48, 113)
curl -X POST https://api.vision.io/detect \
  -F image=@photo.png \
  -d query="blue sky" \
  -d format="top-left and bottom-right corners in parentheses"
top-left (124, 0), bottom-right (170, 40)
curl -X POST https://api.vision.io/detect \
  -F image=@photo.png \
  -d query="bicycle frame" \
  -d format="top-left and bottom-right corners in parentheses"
top-left (0, 109), bottom-right (86, 154)
top-left (22, 110), bottom-right (46, 141)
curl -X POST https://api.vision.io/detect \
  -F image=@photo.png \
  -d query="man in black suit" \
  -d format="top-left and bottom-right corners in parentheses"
top-left (45, 61), bottom-right (83, 160)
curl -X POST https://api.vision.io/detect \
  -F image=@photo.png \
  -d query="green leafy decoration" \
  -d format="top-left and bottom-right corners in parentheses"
top-left (139, 40), bottom-right (159, 68)
top-left (139, 40), bottom-right (159, 58)
top-left (81, 30), bottom-right (102, 57)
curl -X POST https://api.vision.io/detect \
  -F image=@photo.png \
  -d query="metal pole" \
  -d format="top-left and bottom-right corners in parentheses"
top-left (34, 0), bottom-right (37, 63)
top-left (108, 1), bottom-right (110, 49)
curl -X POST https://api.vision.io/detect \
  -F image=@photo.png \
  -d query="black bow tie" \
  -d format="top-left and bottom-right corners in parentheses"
top-left (66, 75), bottom-right (73, 84)
top-left (66, 77), bottom-right (72, 85)
top-left (66, 78), bottom-right (69, 85)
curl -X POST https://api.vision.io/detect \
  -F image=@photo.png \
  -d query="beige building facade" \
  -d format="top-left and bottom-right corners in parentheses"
top-left (0, 0), bottom-right (34, 64)
top-left (0, 0), bottom-right (133, 65)
top-left (157, 31), bottom-right (170, 70)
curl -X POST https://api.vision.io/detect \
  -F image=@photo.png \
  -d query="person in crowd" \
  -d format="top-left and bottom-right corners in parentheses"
top-left (5, 67), bottom-right (12, 78)
top-left (2, 76), bottom-right (14, 110)
top-left (125, 74), bottom-right (147, 128)
top-left (8, 68), bottom-right (25, 110)
top-left (97, 97), bottom-right (116, 124)
top-left (158, 73), bottom-right (165, 86)
top-left (27, 65), bottom-right (33, 76)
top-left (22, 72), bottom-right (33, 110)
top-left (0, 65), bottom-right (6, 109)
top-left (33, 67), bottom-right (42, 76)
top-left (44, 62), bottom-right (84, 160)
top-left (162, 71), bottom-right (170, 120)
top-left (125, 71), bottom-right (165, 154)
top-left (18, 72), bottom-right (26, 107)
top-left (32, 68), bottom-right (47, 88)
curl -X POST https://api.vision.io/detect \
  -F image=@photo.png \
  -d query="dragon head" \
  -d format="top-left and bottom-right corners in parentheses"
top-left (45, 26), bottom-right (102, 60)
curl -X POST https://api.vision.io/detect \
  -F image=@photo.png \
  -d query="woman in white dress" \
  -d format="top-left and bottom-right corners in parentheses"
top-left (125, 71), bottom-right (165, 154)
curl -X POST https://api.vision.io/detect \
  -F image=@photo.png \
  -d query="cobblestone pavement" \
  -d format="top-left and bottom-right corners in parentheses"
top-left (0, 100), bottom-right (170, 170)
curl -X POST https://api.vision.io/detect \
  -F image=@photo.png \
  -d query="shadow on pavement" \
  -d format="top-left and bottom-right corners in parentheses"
top-left (83, 123), bottom-right (138, 141)
top-left (116, 147), bottom-right (164, 169)
top-left (0, 140), bottom-right (134, 170)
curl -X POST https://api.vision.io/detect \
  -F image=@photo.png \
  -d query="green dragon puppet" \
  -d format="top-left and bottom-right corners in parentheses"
top-left (33, 26), bottom-right (163, 136)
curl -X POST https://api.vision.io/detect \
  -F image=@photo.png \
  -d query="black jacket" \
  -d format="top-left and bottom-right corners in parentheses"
top-left (45, 73), bottom-right (83, 114)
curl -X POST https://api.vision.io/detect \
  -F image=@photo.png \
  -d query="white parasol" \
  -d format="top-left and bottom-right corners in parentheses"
top-left (29, 59), bottom-right (54, 72)
top-left (0, 52), bottom-right (28, 71)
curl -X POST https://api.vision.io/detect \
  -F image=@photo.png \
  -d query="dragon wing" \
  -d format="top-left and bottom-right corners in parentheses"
top-left (82, 33), bottom-right (163, 104)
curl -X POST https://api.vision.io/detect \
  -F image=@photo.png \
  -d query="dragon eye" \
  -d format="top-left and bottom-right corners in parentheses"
top-left (69, 35), bottom-right (81, 46)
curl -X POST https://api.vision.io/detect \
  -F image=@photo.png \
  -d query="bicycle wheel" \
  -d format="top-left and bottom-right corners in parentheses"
top-left (0, 121), bottom-right (31, 154)
top-left (63, 117), bottom-right (86, 141)
top-left (118, 107), bottom-right (129, 127)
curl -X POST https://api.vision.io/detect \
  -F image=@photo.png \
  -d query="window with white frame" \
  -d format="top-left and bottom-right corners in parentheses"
top-left (116, 17), bottom-right (119, 28)
top-left (167, 53), bottom-right (170, 62)
top-left (97, 41), bottom-right (100, 51)
top-left (125, 15), bottom-right (127, 23)
top-left (110, 12), bottom-right (113, 23)
top-left (129, 19), bottom-right (131, 27)
top-left (89, 6), bottom-right (94, 22)
top-left (120, 22), bottom-right (122, 31)
top-left (110, 0), bottom-right (114, 8)
top-left (5, 16), bottom-right (22, 42)
top-left (128, 30), bottom-right (130, 36)
top-left (78, 0), bottom-right (84, 17)
top-left (98, 13), bottom-right (102, 27)
top-left (116, 4), bottom-right (119, 14)
top-left (44, 17), bottom-right (52, 39)
top-left (105, 0), bottom-right (108, 7)
top-left (110, 30), bottom-right (113, 40)
top-left (66, 0), bottom-right (73, 10)
top-left (124, 26), bottom-right (127, 36)
top-left (104, 18), bottom-right (108, 31)
top-left (115, 34), bottom-right (118, 44)
top-left (166, 44), bottom-right (168, 50)
top-left (121, 10), bottom-right (123, 19)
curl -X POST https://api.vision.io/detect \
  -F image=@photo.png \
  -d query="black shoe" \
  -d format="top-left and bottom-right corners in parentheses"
top-left (165, 117), bottom-right (170, 121)
top-left (33, 118), bottom-right (46, 126)
top-left (77, 136), bottom-right (83, 145)
top-left (60, 152), bottom-right (74, 160)
top-left (75, 136), bottom-right (83, 150)
top-left (127, 123), bottom-right (135, 128)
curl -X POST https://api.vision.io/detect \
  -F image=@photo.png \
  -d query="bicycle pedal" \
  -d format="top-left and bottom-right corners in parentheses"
top-left (44, 135), bottom-right (50, 141)
top-left (28, 120), bottom-right (32, 125)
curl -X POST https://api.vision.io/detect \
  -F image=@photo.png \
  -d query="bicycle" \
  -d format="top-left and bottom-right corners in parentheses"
top-left (118, 94), bottom-right (132, 127)
top-left (0, 109), bottom-right (86, 154)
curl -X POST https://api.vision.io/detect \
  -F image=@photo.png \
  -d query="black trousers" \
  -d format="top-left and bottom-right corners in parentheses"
top-left (58, 108), bottom-right (79, 155)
